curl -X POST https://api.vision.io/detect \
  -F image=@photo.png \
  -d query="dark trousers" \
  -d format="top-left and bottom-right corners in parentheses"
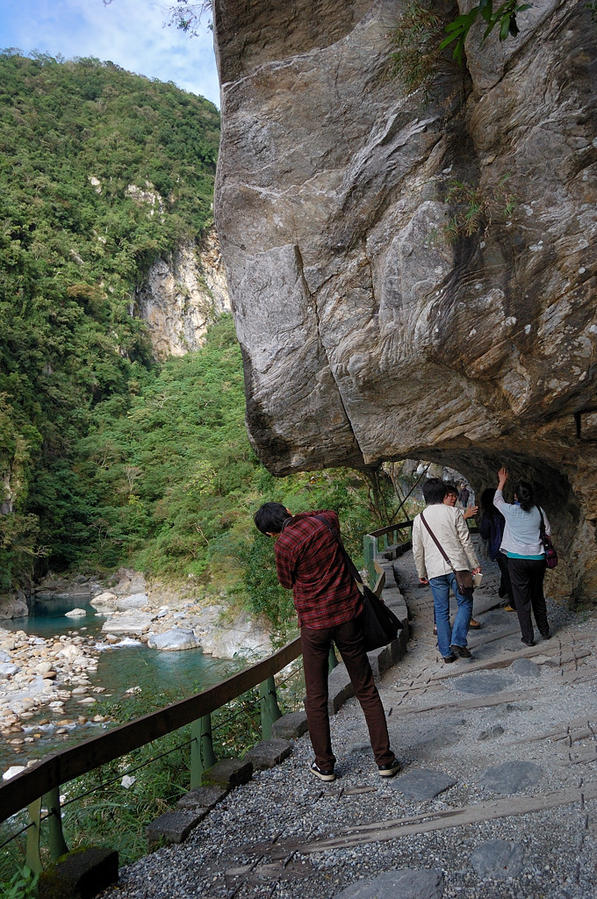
top-left (300, 617), bottom-right (394, 770)
top-left (507, 557), bottom-right (549, 643)
top-left (496, 551), bottom-right (512, 600)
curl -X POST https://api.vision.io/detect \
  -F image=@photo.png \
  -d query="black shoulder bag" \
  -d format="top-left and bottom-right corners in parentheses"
top-left (314, 515), bottom-right (401, 652)
top-left (538, 508), bottom-right (558, 569)
top-left (419, 511), bottom-right (475, 597)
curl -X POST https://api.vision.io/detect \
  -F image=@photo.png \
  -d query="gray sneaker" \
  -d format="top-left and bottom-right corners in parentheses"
top-left (310, 761), bottom-right (336, 782)
top-left (378, 758), bottom-right (401, 778)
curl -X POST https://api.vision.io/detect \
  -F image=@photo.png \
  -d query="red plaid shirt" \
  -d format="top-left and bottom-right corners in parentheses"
top-left (274, 510), bottom-right (362, 629)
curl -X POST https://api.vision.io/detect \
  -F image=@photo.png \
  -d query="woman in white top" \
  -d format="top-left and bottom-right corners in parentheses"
top-left (493, 467), bottom-right (551, 646)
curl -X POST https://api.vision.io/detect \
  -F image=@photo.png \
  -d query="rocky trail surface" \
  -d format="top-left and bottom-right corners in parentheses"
top-left (102, 541), bottom-right (597, 898)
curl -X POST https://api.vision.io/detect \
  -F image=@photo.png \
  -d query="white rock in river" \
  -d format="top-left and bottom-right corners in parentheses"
top-left (101, 612), bottom-right (153, 635)
top-left (90, 592), bottom-right (117, 610)
top-left (65, 608), bottom-right (87, 618)
top-left (116, 593), bottom-right (148, 611)
top-left (147, 628), bottom-right (201, 652)
top-left (199, 610), bottom-right (272, 659)
top-left (0, 662), bottom-right (19, 678)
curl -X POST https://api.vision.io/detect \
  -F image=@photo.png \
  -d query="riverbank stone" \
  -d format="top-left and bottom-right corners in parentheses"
top-left (147, 809), bottom-right (206, 848)
top-left (480, 760), bottom-right (543, 794)
top-left (116, 593), bottom-right (148, 611)
top-left (201, 758), bottom-right (253, 789)
top-left (38, 846), bottom-right (118, 899)
top-left (244, 738), bottom-right (292, 770)
top-left (271, 710), bottom-right (308, 739)
top-left (100, 612), bottom-right (152, 635)
top-left (146, 628), bottom-right (200, 651)
top-left (390, 768), bottom-right (457, 800)
top-left (470, 839), bottom-right (525, 879)
top-left (335, 867), bottom-right (444, 898)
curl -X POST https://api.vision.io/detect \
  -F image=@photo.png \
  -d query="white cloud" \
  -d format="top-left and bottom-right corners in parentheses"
top-left (0, 0), bottom-right (220, 106)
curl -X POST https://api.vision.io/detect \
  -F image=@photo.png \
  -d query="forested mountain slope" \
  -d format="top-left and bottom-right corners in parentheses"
top-left (0, 53), bottom-right (383, 617)
top-left (0, 51), bottom-right (219, 590)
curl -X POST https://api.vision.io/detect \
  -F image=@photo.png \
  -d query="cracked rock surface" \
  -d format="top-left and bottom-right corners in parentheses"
top-left (213, 0), bottom-right (597, 600)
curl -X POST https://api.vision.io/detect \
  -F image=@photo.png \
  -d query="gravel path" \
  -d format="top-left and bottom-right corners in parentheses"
top-left (101, 544), bottom-right (597, 898)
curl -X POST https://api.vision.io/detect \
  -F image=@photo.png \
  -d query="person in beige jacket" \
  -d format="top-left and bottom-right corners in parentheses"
top-left (413, 478), bottom-right (481, 663)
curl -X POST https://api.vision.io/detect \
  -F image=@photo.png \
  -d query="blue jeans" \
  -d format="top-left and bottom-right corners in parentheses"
top-left (429, 573), bottom-right (473, 658)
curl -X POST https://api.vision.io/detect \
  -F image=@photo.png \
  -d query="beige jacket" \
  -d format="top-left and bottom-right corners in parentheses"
top-left (412, 504), bottom-right (479, 580)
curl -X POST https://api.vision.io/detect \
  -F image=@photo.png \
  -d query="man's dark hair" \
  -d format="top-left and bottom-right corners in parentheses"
top-left (422, 477), bottom-right (447, 505)
top-left (254, 502), bottom-right (291, 535)
top-left (444, 482), bottom-right (458, 497)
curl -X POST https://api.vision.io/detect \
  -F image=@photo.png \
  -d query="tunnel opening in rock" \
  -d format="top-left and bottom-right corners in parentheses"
top-left (370, 446), bottom-right (584, 605)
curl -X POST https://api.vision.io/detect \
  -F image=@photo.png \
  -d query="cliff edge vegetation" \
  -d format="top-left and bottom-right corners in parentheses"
top-left (0, 51), bottom-right (219, 590)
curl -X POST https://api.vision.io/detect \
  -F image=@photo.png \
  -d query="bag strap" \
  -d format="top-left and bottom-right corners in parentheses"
top-left (313, 514), bottom-right (363, 584)
top-left (420, 511), bottom-right (457, 575)
top-left (538, 507), bottom-right (550, 545)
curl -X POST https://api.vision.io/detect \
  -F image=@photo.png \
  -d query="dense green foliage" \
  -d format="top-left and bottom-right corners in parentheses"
top-left (75, 314), bottom-right (389, 630)
top-left (0, 52), bottom-right (395, 630)
top-left (0, 51), bottom-right (219, 588)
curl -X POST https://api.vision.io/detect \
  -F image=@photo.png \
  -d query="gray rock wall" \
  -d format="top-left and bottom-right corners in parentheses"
top-left (213, 0), bottom-right (597, 600)
top-left (134, 226), bottom-right (230, 359)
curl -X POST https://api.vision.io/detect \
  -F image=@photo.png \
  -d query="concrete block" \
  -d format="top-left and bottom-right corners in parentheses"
top-left (176, 784), bottom-right (227, 810)
top-left (271, 710), bottom-right (309, 739)
top-left (328, 663), bottom-right (354, 714)
top-left (38, 847), bottom-right (118, 899)
top-left (147, 809), bottom-right (207, 848)
top-left (244, 738), bottom-right (292, 770)
top-left (367, 643), bottom-right (394, 679)
top-left (201, 758), bottom-right (253, 789)
top-left (382, 586), bottom-right (404, 608)
top-left (379, 563), bottom-right (397, 588)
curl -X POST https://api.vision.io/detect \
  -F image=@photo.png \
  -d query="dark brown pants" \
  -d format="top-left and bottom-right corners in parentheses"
top-left (300, 617), bottom-right (394, 771)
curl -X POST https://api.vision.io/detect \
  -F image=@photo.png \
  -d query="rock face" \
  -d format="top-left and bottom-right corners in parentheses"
top-left (213, 0), bottom-right (597, 600)
top-left (134, 226), bottom-right (230, 359)
top-left (0, 591), bottom-right (28, 620)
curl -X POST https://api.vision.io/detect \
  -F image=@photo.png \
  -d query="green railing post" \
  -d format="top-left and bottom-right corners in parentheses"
top-left (44, 785), bottom-right (68, 860)
top-left (25, 797), bottom-right (43, 875)
top-left (259, 676), bottom-right (282, 740)
top-left (328, 645), bottom-right (338, 672)
top-left (190, 713), bottom-right (216, 788)
top-left (363, 534), bottom-right (377, 587)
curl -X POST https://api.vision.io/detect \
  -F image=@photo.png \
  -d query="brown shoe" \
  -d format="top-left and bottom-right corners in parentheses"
top-left (469, 618), bottom-right (481, 629)
top-left (504, 604), bottom-right (515, 612)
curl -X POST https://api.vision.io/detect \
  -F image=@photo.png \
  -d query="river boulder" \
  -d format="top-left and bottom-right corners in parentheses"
top-left (101, 612), bottom-right (153, 636)
top-left (147, 628), bottom-right (201, 651)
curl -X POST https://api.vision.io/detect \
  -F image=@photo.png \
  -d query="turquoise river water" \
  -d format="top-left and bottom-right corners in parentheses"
top-left (1, 601), bottom-right (242, 771)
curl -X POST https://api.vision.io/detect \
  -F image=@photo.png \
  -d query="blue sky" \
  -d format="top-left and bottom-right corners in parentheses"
top-left (0, 0), bottom-right (220, 107)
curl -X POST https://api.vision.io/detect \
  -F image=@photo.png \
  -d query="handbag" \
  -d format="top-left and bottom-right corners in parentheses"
top-left (359, 584), bottom-right (402, 652)
top-left (419, 511), bottom-right (475, 596)
top-left (539, 508), bottom-right (558, 569)
top-left (313, 516), bottom-right (401, 652)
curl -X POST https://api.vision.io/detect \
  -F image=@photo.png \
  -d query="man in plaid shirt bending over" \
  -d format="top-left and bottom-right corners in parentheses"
top-left (254, 503), bottom-right (400, 782)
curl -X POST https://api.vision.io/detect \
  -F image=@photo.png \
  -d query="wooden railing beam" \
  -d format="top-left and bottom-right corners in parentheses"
top-left (0, 635), bottom-right (302, 823)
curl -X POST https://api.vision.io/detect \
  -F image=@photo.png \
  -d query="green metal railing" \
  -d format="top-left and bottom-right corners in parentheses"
top-left (0, 636), bottom-right (305, 872)
top-left (363, 519), bottom-right (413, 587)
top-left (0, 632), bottom-right (343, 875)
